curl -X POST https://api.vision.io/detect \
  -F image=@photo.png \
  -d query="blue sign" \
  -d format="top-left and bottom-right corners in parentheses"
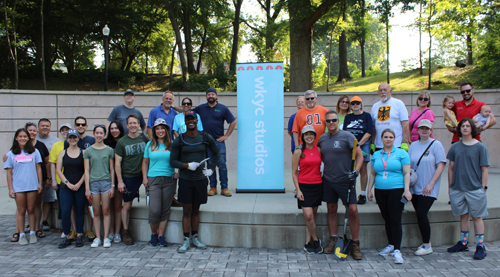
top-left (236, 62), bottom-right (284, 192)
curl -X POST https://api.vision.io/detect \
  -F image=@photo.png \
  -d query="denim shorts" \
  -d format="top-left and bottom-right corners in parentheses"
top-left (90, 180), bottom-right (112, 194)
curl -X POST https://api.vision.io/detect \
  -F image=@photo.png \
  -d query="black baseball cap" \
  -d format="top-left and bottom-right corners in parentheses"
top-left (185, 110), bottom-right (197, 119)
top-left (206, 88), bottom-right (217, 95)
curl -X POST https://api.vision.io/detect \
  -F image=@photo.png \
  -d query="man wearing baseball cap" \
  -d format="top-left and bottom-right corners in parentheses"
top-left (193, 88), bottom-right (236, 197)
top-left (170, 109), bottom-right (221, 253)
top-left (107, 89), bottom-right (146, 134)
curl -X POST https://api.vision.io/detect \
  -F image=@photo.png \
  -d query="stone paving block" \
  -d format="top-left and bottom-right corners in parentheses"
top-left (93, 269), bottom-right (118, 276)
top-left (226, 262), bottom-right (247, 269)
top-left (205, 261), bottom-right (228, 269)
top-left (185, 261), bottom-right (208, 269)
top-left (228, 254), bottom-right (249, 261)
top-left (113, 268), bottom-right (141, 276)
top-left (268, 273), bottom-right (291, 277)
top-left (221, 272), bottom-right (246, 277)
top-left (247, 262), bottom-right (268, 269)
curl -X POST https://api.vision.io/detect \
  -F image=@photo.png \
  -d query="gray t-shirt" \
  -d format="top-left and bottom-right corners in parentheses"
top-left (408, 139), bottom-right (446, 199)
top-left (318, 130), bottom-right (356, 183)
top-left (107, 105), bottom-right (146, 134)
top-left (4, 149), bottom-right (42, 193)
top-left (83, 146), bottom-right (115, 183)
top-left (447, 141), bottom-right (489, 191)
top-left (36, 135), bottom-right (60, 152)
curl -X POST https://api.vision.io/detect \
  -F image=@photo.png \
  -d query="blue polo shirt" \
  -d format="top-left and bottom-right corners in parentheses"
top-left (147, 104), bottom-right (177, 138)
top-left (371, 146), bottom-right (410, 190)
top-left (194, 102), bottom-right (235, 139)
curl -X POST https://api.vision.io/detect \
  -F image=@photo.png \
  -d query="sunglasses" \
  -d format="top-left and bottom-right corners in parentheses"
top-left (75, 123), bottom-right (86, 127)
top-left (351, 101), bottom-right (361, 105)
top-left (340, 100), bottom-right (349, 104)
top-left (305, 97), bottom-right (316, 101)
top-left (460, 89), bottom-right (472, 94)
top-left (182, 102), bottom-right (192, 106)
top-left (418, 97), bottom-right (429, 101)
top-left (325, 119), bottom-right (338, 123)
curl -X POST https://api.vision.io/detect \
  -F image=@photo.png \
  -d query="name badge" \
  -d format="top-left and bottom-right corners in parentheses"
top-left (383, 171), bottom-right (388, 179)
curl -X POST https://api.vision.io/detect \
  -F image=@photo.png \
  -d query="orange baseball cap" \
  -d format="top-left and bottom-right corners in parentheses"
top-left (350, 96), bottom-right (362, 103)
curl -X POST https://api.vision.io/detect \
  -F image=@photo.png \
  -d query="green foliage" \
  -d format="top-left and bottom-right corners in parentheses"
top-left (313, 60), bottom-right (327, 87)
top-left (68, 69), bottom-right (144, 86)
top-left (475, 1), bottom-right (500, 88)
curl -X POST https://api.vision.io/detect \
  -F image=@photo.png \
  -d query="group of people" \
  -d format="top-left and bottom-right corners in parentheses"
top-left (289, 82), bottom-right (494, 263)
top-left (5, 88), bottom-right (236, 253)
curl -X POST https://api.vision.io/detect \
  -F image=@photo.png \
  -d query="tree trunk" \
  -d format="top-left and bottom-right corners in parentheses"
top-left (4, 0), bottom-right (19, 89)
top-left (418, 0), bottom-right (423, 75)
top-left (466, 34), bottom-right (473, 65)
top-left (385, 18), bottom-right (390, 84)
top-left (42, 0), bottom-right (52, 75)
top-left (360, 0), bottom-right (366, 77)
top-left (164, 0), bottom-right (189, 90)
top-left (428, 1), bottom-right (432, 90)
top-left (169, 42), bottom-right (177, 89)
top-left (337, 2), bottom-right (351, 83)
top-left (230, 0), bottom-right (243, 72)
top-left (197, 27), bottom-right (207, 74)
top-left (181, 3), bottom-right (196, 74)
top-left (41, 0), bottom-right (46, 90)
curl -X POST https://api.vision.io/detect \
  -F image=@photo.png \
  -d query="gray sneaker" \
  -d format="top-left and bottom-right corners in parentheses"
top-left (19, 235), bottom-right (28, 246)
top-left (113, 233), bottom-right (122, 243)
top-left (29, 233), bottom-right (37, 244)
top-left (191, 234), bottom-right (207, 249)
top-left (178, 237), bottom-right (191, 253)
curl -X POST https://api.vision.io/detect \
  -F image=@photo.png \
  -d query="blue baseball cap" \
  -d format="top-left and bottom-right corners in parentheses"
top-left (206, 88), bottom-right (217, 94)
top-left (67, 129), bottom-right (79, 138)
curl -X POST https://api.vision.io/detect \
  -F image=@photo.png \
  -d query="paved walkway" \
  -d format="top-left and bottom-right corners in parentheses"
top-left (1, 215), bottom-right (499, 276)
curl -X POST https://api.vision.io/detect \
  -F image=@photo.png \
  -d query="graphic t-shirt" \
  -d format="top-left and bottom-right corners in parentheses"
top-left (144, 142), bottom-right (175, 177)
top-left (343, 112), bottom-right (373, 145)
top-left (115, 135), bottom-right (149, 178)
top-left (83, 146), bottom-right (115, 183)
top-left (292, 105), bottom-right (329, 146)
top-left (4, 149), bottom-right (42, 192)
top-left (371, 97), bottom-right (409, 148)
top-left (318, 130), bottom-right (356, 183)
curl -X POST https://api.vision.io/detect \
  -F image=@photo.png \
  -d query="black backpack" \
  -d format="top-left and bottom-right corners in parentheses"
top-left (178, 131), bottom-right (210, 159)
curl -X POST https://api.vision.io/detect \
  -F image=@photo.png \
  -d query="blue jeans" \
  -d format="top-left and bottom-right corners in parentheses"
top-left (207, 140), bottom-right (228, 189)
top-left (59, 186), bottom-right (86, 235)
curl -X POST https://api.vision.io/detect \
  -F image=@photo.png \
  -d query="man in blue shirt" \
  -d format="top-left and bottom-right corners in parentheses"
top-left (107, 89), bottom-right (147, 135)
top-left (194, 88), bottom-right (237, 197)
top-left (147, 91), bottom-right (177, 140)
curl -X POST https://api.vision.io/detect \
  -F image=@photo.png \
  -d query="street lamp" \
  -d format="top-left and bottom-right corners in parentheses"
top-left (103, 24), bottom-right (110, 91)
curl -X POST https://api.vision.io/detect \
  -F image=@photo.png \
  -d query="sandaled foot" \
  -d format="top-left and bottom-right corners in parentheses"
top-left (11, 233), bottom-right (19, 242)
top-left (36, 230), bottom-right (46, 238)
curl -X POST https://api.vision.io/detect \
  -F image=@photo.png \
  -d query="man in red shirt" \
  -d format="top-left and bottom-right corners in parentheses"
top-left (292, 90), bottom-right (329, 149)
top-left (447, 83), bottom-right (497, 143)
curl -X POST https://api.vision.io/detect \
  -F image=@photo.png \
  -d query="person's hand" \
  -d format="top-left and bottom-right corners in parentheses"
top-left (422, 183), bottom-right (434, 196)
top-left (370, 143), bottom-right (375, 154)
top-left (45, 179), bottom-right (51, 188)
top-left (37, 184), bottom-right (42, 194)
top-left (118, 182), bottom-right (125, 193)
top-left (367, 191), bottom-right (373, 202)
top-left (52, 180), bottom-right (58, 191)
top-left (109, 187), bottom-right (114, 198)
top-left (143, 178), bottom-right (148, 188)
top-left (73, 183), bottom-right (81, 191)
top-left (217, 135), bottom-right (228, 142)
top-left (172, 173), bottom-right (179, 180)
top-left (202, 168), bottom-right (213, 177)
top-left (187, 162), bottom-right (200, 171)
top-left (400, 142), bottom-right (409, 152)
top-left (349, 170), bottom-right (359, 181)
top-left (296, 190), bottom-right (304, 201)
top-left (9, 189), bottom-right (15, 199)
top-left (85, 189), bottom-right (92, 202)
top-left (403, 190), bottom-right (412, 201)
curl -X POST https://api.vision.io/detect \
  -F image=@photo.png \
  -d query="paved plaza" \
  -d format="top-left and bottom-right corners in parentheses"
top-left (1, 215), bottom-right (500, 276)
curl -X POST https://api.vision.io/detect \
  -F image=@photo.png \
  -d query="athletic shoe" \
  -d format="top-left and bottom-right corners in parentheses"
top-left (85, 230), bottom-right (96, 242)
top-left (103, 238), bottom-right (112, 248)
top-left (351, 240), bottom-right (363, 260)
top-left (357, 195), bottom-right (366, 205)
top-left (379, 244), bottom-right (395, 256)
top-left (60, 232), bottom-right (66, 239)
top-left (91, 238), bottom-right (101, 248)
top-left (68, 230), bottom-right (77, 241)
top-left (114, 233), bottom-right (122, 243)
top-left (474, 245), bottom-right (487, 260)
top-left (415, 244), bottom-right (433, 256)
top-left (58, 238), bottom-right (72, 249)
top-left (192, 234), bottom-right (207, 249)
top-left (303, 242), bottom-right (314, 254)
top-left (108, 233), bottom-right (115, 241)
top-left (158, 236), bottom-right (168, 247)
top-left (122, 230), bottom-right (134, 245)
top-left (75, 236), bottom-right (84, 247)
top-left (150, 234), bottom-right (158, 246)
top-left (19, 235), bottom-right (28, 246)
top-left (29, 233), bottom-right (37, 244)
top-left (41, 220), bottom-right (50, 231)
top-left (312, 239), bottom-right (323, 254)
top-left (178, 237), bottom-right (191, 253)
top-left (393, 250), bottom-right (404, 264)
top-left (323, 236), bottom-right (338, 254)
top-left (447, 241), bottom-right (469, 252)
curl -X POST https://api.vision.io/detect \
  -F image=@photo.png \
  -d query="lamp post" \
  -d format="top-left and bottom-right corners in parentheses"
top-left (103, 24), bottom-right (110, 91)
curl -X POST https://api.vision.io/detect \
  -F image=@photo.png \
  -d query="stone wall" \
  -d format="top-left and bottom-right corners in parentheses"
top-left (0, 89), bottom-right (498, 186)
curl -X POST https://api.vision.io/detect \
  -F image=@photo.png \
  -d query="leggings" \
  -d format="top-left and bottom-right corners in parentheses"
top-left (60, 186), bottom-right (86, 235)
top-left (411, 194), bottom-right (436, 244)
top-left (375, 188), bottom-right (404, 250)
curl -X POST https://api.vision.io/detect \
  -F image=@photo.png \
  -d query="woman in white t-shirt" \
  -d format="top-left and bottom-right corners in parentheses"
top-left (4, 128), bottom-right (42, 245)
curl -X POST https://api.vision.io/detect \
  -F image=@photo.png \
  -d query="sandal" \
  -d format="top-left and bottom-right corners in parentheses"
top-left (36, 230), bottom-right (45, 238)
top-left (11, 233), bottom-right (19, 242)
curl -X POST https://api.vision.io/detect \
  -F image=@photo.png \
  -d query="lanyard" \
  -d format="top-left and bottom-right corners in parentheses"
top-left (381, 149), bottom-right (392, 171)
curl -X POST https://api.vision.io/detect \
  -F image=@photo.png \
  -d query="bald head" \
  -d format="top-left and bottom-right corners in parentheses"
top-left (378, 83), bottom-right (392, 102)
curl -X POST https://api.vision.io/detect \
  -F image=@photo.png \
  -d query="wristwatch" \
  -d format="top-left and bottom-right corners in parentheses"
top-left (295, 145), bottom-right (302, 150)
top-left (64, 180), bottom-right (69, 184)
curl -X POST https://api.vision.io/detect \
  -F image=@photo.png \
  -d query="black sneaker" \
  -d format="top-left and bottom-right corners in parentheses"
top-left (447, 241), bottom-right (469, 252)
top-left (58, 238), bottom-right (72, 249)
top-left (75, 235), bottom-right (84, 247)
top-left (303, 242), bottom-right (314, 254)
top-left (474, 245), bottom-right (487, 260)
top-left (357, 195), bottom-right (366, 205)
top-left (41, 220), bottom-right (50, 231)
top-left (312, 239), bottom-right (323, 254)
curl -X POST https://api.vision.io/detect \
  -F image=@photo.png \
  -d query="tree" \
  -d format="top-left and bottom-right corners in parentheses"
top-left (229, 0), bottom-right (243, 72)
top-left (337, 0), bottom-right (351, 82)
top-left (164, 0), bottom-right (189, 90)
top-left (425, 0), bottom-right (437, 89)
top-left (288, 0), bottom-right (342, 92)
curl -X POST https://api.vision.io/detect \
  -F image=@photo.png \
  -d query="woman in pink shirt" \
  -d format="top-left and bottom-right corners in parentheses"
top-left (409, 91), bottom-right (435, 142)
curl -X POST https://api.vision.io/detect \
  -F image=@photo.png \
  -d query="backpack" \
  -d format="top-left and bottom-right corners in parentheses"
top-left (178, 131), bottom-right (210, 159)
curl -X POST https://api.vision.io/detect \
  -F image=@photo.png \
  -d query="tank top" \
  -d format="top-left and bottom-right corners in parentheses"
top-left (62, 149), bottom-right (84, 185)
top-left (298, 145), bottom-right (323, 184)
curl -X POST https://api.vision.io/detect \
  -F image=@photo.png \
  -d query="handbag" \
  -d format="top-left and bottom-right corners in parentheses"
top-left (410, 140), bottom-right (436, 186)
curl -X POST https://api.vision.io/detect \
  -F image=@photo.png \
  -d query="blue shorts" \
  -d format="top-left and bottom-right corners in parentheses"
top-left (122, 176), bottom-right (142, 203)
top-left (360, 143), bottom-right (370, 162)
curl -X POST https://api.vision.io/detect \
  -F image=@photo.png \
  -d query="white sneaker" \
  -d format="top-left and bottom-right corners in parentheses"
top-left (393, 249), bottom-right (404, 264)
top-left (103, 238), bottom-right (112, 248)
top-left (113, 233), bottom-right (122, 243)
top-left (91, 238), bottom-right (102, 248)
top-left (61, 232), bottom-right (66, 238)
top-left (29, 233), bottom-right (37, 244)
top-left (379, 244), bottom-right (395, 256)
top-left (108, 233), bottom-right (114, 240)
top-left (19, 234), bottom-right (28, 246)
top-left (415, 244), bottom-right (433, 256)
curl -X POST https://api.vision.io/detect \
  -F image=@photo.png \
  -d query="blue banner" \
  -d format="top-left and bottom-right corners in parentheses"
top-left (236, 62), bottom-right (284, 192)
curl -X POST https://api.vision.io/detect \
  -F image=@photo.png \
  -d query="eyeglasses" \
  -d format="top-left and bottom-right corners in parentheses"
top-left (340, 100), bottom-right (349, 104)
top-left (460, 89), bottom-right (472, 94)
top-left (182, 102), bottom-right (192, 106)
top-left (305, 97), bottom-right (316, 101)
top-left (75, 123), bottom-right (86, 127)
top-left (418, 97), bottom-right (429, 101)
top-left (325, 119), bottom-right (338, 123)
top-left (351, 101), bottom-right (361, 105)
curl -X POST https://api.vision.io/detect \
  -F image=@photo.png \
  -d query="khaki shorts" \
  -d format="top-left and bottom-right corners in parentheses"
top-left (449, 188), bottom-right (488, 218)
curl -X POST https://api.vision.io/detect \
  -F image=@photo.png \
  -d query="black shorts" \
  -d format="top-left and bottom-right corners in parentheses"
top-left (178, 178), bottom-right (208, 205)
top-left (323, 180), bottom-right (357, 205)
top-left (122, 176), bottom-right (142, 203)
top-left (298, 182), bottom-right (323, 209)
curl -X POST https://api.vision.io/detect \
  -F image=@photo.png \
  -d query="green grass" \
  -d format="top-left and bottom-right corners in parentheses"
top-left (315, 66), bottom-right (480, 93)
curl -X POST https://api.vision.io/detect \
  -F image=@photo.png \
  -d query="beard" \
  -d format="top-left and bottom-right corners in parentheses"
top-left (380, 94), bottom-right (388, 102)
top-left (207, 97), bottom-right (217, 104)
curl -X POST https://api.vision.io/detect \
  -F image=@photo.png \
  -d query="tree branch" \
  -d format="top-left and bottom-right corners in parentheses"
top-left (304, 0), bottom-right (342, 28)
